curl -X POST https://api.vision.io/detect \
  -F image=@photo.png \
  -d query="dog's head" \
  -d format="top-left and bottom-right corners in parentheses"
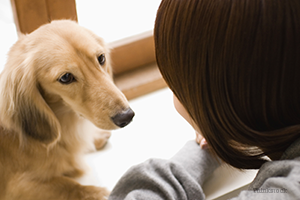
top-left (0, 20), bottom-right (134, 146)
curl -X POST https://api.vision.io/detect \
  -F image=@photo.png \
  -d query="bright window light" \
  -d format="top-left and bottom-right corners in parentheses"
top-left (76, 0), bottom-right (162, 43)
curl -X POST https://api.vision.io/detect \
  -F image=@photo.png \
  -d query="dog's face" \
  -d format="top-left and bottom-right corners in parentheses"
top-left (0, 20), bottom-right (134, 145)
top-left (35, 21), bottom-right (133, 130)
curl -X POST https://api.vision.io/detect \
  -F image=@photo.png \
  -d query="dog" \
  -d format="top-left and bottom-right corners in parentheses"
top-left (0, 20), bottom-right (134, 200)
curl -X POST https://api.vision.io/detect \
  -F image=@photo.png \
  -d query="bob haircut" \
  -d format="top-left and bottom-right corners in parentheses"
top-left (154, 0), bottom-right (300, 169)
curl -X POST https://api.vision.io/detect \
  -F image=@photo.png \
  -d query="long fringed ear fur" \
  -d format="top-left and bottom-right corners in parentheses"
top-left (0, 39), bottom-right (61, 147)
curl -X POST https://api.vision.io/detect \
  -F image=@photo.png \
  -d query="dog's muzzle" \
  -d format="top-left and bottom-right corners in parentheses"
top-left (111, 108), bottom-right (135, 128)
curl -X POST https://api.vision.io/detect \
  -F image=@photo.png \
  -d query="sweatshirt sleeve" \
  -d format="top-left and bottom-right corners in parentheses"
top-left (108, 140), bottom-right (220, 200)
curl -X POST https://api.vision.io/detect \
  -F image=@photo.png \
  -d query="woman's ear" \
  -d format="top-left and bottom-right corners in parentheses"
top-left (0, 54), bottom-right (61, 147)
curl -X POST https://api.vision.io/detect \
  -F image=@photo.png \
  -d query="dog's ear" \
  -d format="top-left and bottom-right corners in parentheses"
top-left (0, 53), bottom-right (61, 147)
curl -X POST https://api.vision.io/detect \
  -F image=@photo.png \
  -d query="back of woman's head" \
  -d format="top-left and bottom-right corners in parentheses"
top-left (155, 0), bottom-right (300, 169)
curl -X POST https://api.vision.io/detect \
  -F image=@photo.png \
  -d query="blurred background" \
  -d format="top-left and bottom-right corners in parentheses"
top-left (0, 0), bottom-right (162, 71)
top-left (0, 0), bottom-right (18, 72)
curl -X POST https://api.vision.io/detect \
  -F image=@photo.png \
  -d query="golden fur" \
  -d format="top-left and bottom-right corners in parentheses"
top-left (0, 20), bottom-right (131, 200)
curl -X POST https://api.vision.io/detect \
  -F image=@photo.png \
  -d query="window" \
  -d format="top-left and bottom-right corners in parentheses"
top-left (76, 0), bottom-right (161, 43)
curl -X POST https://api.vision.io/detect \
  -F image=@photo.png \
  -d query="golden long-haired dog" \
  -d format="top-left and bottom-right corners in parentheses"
top-left (0, 20), bottom-right (134, 200)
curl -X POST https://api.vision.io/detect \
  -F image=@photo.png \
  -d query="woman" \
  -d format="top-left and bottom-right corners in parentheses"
top-left (109, 0), bottom-right (300, 199)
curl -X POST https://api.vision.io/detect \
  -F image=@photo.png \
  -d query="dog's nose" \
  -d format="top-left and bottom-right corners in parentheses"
top-left (111, 108), bottom-right (135, 128)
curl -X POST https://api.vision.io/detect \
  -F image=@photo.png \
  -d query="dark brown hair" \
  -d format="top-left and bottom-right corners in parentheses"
top-left (155, 0), bottom-right (300, 169)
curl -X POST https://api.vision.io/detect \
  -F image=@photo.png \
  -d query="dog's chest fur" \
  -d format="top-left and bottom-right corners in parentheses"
top-left (0, 111), bottom-right (92, 195)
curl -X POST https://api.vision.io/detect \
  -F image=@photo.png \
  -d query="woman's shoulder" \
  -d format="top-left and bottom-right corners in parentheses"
top-left (232, 139), bottom-right (300, 200)
top-left (230, 157), bottom-right (300, 200)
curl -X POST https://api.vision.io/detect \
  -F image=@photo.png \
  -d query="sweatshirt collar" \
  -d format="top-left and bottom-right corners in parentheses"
top-left (280, 137), bottom-right (300, 160)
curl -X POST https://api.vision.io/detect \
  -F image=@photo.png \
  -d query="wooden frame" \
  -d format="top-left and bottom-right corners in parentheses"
top-left (110, 31), bottom-right (156, 74)
top-left (10, 0), bottom-right (167, 100)
top-left (110, 31), bottom-right (166, 100)
top-left (11, 0), bottom-right (77, 35)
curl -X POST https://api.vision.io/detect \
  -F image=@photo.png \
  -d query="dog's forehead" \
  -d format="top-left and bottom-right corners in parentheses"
top-left (38, 21), bottom-right (106, 57)
top-left (60, 30), bottom-right (104, 57)
top-left (25, 21), bottom-right (109, 73)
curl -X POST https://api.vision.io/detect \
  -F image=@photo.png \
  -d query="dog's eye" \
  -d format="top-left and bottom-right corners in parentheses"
top-left (59, 73), bottom-right (75, 84)
top-left (98, 54), bottom-right (106, 66)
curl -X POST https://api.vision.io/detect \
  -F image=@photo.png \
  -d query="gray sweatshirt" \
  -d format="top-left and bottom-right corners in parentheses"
top-left (109, 139), bottom-right (300, 200)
